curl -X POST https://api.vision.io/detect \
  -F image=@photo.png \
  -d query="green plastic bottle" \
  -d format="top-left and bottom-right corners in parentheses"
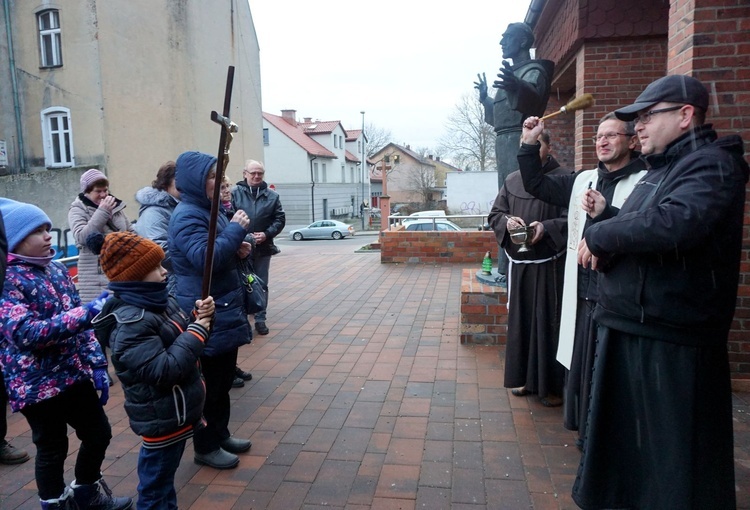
top-left (482, 251), bottom-right (492, 274)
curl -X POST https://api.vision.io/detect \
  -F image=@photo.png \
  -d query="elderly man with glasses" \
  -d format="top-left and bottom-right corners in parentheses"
top-left (518, 111), bottom-right (647, 451)
top-left (231, 160), bottom-right (286, 336)
top-left (574, 75), bottom-right (749, 509)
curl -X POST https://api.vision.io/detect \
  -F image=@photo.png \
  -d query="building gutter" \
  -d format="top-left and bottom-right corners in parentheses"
top-left (4, 0), bottom-right (26, 172)
top-left (310, 156), bottom-right (317, 222)
top-left (524, 0), bottom-right (546, 28)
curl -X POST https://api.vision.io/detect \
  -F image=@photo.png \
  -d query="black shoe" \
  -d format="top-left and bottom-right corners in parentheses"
top-left (220, 436), bottom-right (252, 454)
top-left (255, 322), bottom-right (269, 335)
top-left (194, 448), bottom-right (239, 469)
top-left (235, 367), bottom-right (253, 381)
top-left (231, 376), bottom-right (245, 388)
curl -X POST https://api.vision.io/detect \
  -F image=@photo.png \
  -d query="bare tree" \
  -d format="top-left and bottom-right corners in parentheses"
top-left (409, 145), bottom-right (447, 160)
top-left (364, 123), bottom-right (392, 159)
top-left (403, 163), bottom-right (437, 206)
top-left (438, 91), bottom-right (496, 171)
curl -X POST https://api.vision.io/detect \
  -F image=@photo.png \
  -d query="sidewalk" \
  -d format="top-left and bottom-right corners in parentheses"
top-left (1, 248), bottom-right (749, 509)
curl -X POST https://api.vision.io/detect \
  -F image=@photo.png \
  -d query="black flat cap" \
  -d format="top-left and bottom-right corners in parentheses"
top-left (615, 75), bottom-right (709, 121)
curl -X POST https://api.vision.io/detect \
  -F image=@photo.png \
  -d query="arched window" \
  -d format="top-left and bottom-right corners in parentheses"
top-left (40, 107), bottom-right (75, 167)
top-left (37, 9), bottom-right (62, 67)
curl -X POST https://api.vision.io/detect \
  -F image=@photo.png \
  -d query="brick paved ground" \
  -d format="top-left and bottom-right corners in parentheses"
top-left (1, 240), bottom-right (749, 509)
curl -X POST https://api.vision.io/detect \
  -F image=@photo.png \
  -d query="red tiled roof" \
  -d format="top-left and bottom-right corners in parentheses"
top-left (346, 129), bottom-right (363, 141)
top-left (298, 120), bottom-right (341, 134)
top-left (344, 150), bottom-right (360, 163)
top-left (263, 113), bottom-right (336, 159)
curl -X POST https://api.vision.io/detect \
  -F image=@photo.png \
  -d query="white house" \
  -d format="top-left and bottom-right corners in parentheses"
top-left (262, 110), bottom-right (365, 224)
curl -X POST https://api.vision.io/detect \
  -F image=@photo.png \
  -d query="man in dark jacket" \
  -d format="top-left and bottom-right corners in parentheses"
top-left (574, 75), bottom-right (748, 509)
top-left (168, 151), bottom-right (253, 470)
top-left (232, 160), bottom-right (286, 336)
top-left (518, 112), bottom-right (647, 448)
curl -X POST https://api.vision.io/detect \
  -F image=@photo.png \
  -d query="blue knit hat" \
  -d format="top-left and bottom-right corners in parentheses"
top-left (0, 198), bottom-right (52, 252)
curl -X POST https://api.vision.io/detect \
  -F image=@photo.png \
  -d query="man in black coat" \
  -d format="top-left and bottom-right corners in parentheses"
top-left (574, 75), bottom-right (749, 509)
top-left (231, 160), bottom-right (286, 336)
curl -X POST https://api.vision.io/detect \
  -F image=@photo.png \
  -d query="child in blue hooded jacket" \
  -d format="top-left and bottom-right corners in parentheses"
top-left (167, 152), bottom-right (253, 469)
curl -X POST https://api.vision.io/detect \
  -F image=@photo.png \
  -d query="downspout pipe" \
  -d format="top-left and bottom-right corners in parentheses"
top-left (310, 156), bottom-right (317, 222)
top-left (4, 0), bottom-right (26, 173)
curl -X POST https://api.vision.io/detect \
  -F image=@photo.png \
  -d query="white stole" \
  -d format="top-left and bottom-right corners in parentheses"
top-left (556, 168), bottom-right (648, 368)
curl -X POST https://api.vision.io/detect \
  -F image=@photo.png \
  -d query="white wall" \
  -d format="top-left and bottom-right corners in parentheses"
top-left (446, 171), bottom-right (499, 215)
top-left (261, 122), bottom-right (312, 183)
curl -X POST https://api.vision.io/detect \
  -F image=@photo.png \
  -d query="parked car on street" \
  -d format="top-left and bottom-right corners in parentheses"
top-left (401, 210), bottom-right (447, 224)
top-left (404, 219), bottom-right (462, 232)
top-left (289, 220), bottom-right (355, 240)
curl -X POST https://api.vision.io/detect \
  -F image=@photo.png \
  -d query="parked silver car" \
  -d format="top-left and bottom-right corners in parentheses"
top-left (404, 219), bottom-right (462, 231)
top-left (289, 220), bottom-right (355, 240)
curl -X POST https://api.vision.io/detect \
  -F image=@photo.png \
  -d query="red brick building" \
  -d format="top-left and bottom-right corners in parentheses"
top-left (525, 0), bottom-right (750, 381)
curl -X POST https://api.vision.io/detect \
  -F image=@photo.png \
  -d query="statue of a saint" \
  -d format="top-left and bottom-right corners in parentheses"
top-left (475, 22), bottom-right (554, 281)
top-left (475, 22), bottom-right (554, 190)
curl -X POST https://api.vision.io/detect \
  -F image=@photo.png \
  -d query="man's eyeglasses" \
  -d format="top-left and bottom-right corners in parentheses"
top-left (592, 133), bottom-right (635, 143)
top-left (245, 171), bottom-right (264, 176)
top-left (634, 105), bottom-right (683, 125)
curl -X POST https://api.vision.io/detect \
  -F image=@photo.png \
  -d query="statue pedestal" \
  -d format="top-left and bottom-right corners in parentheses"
top-left (460, 269), bottom-right (508, 345)
top-left (475, 269), bottom-right (507, 288)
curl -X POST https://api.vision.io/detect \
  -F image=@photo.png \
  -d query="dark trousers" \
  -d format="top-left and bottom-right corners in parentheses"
top-left (20, 382), bottom-right (112, 500)
top-left (136, 439), bottom-right (186, 510)
top-left (252, 254), bottom-right (271, 322)
top-left (193, 349), bottom-right (238, 454)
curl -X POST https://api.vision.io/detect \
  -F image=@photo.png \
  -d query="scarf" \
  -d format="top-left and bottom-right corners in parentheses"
top-left (8, 248), bottom-right (57, 267)
top-left (108, 281), bottom-right (169, 313)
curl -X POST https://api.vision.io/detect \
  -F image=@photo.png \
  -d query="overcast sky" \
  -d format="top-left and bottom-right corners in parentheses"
top-left (248, 0), bottom-right (532, 151)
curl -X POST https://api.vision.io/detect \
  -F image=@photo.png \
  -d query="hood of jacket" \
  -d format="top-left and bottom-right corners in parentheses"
top-left (175, 151), bottom-right (217, 211)
top-left (135, 187), bottom-right (178, 211)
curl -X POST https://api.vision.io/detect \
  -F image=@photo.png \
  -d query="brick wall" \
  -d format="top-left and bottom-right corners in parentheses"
top-left (576, 39), bottom-right (668, 169)
top-left (544, 94), bottom-right (576, 170)
top-left (380, 231), bottom-right (498, 265)
top-left (668, 0), bottom-right (750, 379)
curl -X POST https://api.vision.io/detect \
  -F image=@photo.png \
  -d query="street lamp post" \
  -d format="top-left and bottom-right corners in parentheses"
top-left (360, 111), bottom-right (366, 230)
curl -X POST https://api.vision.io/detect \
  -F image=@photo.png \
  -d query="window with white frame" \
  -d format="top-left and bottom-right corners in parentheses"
top-left (341, 164), bottom-right (345, 182)
top-left (263, 128), bottom-right (269, 145)
top-left (313, 162), bottom-right (319, 181)
top-left (322, 163), bottom-right (327, 183)
top-left (333, 135), bottom-right (338, 149)
top-left (38, 9), bottom-right (62, 68)
top-left (41, 107), bottom-right (74, 167)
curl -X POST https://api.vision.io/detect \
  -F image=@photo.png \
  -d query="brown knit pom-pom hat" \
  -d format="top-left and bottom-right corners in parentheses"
top-left (89, 231), bottom-right (165, 282)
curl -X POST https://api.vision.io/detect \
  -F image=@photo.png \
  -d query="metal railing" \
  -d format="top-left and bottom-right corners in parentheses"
top-left (386, 213), bottom-right (491, 231)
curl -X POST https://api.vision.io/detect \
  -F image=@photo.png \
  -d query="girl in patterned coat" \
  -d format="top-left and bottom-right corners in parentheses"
top-left (0, 198), bottom-right (131, 510)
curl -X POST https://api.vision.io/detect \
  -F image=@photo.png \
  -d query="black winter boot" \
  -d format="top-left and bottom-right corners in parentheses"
top-left (39, 487), bottom-right (80, 509)
top-left (71, 478), bottom-right (132, 510)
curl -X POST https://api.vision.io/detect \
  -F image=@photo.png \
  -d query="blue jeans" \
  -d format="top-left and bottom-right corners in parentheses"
top-left (136, 439), bottom-right (186, 510)
top-left (251, 254), bottom-right (271, 322)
